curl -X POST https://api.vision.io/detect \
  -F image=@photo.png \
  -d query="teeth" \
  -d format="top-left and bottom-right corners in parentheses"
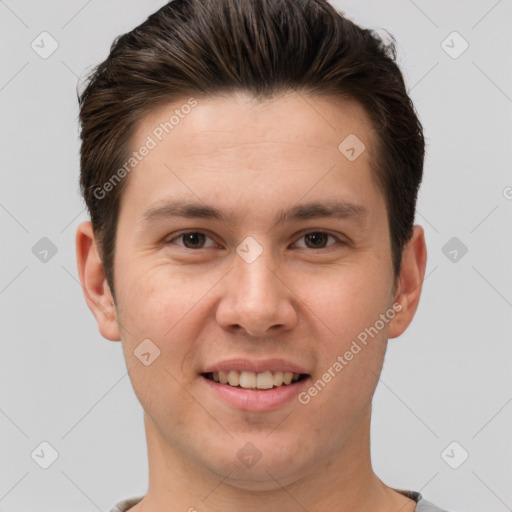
top-left (211, 370), bottom-right (302, 389)
top-left (272, 371), bottom-right (283, 386)
top-left (239, 371), bottom-right (256, 389)
top-left (227, 370), bottom-right (240, 387)
top-left (256, 371), bottom-right (274, 389)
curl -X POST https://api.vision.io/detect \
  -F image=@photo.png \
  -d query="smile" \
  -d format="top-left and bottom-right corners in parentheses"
top-left (203, 370), bottom-right (309, 390)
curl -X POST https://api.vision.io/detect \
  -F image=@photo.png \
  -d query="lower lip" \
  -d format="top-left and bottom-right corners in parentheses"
top-left (200, 375), bottom-right (310, 412)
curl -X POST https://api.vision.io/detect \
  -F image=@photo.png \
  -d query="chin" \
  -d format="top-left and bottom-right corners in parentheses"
top-left (197, 436), bottom-right (311, 490)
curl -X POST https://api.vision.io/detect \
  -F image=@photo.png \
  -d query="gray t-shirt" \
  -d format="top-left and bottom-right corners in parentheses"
top-left (108, 490), bottom-right (450, 511)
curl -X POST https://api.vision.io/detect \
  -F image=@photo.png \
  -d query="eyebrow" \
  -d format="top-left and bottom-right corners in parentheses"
top-left (140, 199), bottom-right (368, 228)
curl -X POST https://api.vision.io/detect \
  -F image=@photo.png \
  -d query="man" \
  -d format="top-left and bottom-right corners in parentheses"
top-left (75, 1), bottom-right (447, 510)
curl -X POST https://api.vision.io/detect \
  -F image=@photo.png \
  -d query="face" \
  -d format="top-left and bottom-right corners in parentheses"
top-left (80, 91), bottom-right (423, 490)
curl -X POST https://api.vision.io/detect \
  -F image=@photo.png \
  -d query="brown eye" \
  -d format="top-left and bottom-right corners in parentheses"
top-left (167, 231), bottom-right (215, 249)
top-left (181, 232), bottom-right (206, 249)
top-left (294, 231), bottom-right (339, 249)
top-left (304, 232), bottom-right (329, 248)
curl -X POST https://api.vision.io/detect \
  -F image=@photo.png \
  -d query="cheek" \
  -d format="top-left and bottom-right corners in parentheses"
top-left (117, 259), bottom-right (212, 338)
top-left (115, 263), bottom-right (207, 422)
top-left (114, 262), bottom-right (202, 387)
top-left (301, 261), bottom-right (393, 348)
top-left (295, 260), bottom-right (392, 408)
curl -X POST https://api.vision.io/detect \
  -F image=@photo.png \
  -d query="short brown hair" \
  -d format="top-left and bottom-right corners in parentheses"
top-left (78, 0), bottom-right (425, 300)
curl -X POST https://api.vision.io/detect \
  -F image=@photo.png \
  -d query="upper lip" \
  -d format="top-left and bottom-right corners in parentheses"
top-left (202, 358), bottom-right (310, 375)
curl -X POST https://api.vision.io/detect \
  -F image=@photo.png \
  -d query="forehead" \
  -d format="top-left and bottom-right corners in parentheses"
top-left (138, 91), bottom-right (377, 160)
top-left (119, 91), bottom-right (383, 226)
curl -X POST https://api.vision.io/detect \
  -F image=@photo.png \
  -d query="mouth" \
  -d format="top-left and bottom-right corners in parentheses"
top-left (201, 370), bottom-right (310, 390)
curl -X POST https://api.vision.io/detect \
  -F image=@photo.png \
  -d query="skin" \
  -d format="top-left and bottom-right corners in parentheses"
top-left (76, 91), bottom-right (427, 512)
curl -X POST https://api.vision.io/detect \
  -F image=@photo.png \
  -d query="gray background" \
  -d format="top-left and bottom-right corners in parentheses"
top-left (1, 0), bottom-right (511, 511)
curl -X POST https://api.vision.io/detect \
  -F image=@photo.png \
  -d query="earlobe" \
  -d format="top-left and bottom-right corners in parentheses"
top-left (388, 225), bottom-right (427, 339)
top-left (75, 221), bottom-right (121, 341)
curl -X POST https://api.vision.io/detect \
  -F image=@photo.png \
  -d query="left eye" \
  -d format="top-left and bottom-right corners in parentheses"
top-left (293, 231), bottom-right (339, 249)
top-left (167, 231), bottom-right (341, 250)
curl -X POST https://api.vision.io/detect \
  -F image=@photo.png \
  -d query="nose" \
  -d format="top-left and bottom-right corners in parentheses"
top-left (215, 245), bottom-right (298, 337)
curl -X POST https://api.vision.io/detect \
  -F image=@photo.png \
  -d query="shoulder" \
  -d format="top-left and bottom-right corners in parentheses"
top-left (415, 493), bottom-right (451, 512)
top-left (395, 489), bottom-right (451, 512)
top-left (108, 495), bottom-right (144, 512)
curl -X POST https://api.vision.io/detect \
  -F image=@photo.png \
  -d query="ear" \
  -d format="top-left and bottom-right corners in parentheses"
top-left (388, 225), bottom-right (427, 339)
top-left (75, 221), bottom-right (121, 341)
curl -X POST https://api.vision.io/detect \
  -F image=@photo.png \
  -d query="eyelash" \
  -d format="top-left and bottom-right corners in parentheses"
top-left (165, 230), bottom-right (345, 251)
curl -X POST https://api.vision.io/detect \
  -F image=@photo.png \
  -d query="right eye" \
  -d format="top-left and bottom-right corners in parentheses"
top-left (165, 231), bottom-right (218, 250)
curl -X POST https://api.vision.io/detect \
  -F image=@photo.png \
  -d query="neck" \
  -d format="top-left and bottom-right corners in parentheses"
top-left (132, 407), bottom-right (416, 512)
